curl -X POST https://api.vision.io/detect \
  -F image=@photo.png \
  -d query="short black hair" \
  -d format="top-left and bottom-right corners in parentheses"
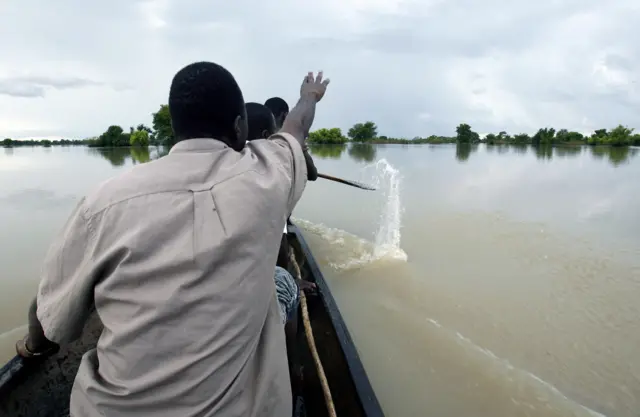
top-left (246, 102), bottom-right (276, 140)
top-left (169, 61), bottom-right (245, 143)
top-left (264, 97), bottom-right (289, 118)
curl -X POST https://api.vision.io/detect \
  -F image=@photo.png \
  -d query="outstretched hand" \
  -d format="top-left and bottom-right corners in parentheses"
top-left (281, 71), bottom-right (330, 142)
top-left (300, 71), bottom-right (330, 102)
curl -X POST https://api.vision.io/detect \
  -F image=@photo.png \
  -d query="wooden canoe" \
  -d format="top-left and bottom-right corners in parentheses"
top-left (0, 222), bottom-right (385, 417)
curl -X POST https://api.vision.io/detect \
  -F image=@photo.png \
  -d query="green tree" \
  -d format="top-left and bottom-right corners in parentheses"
top-left (485, 133), bottom-right (497, 145)
top-left (608, 125), bottom-right (633, 146)
top-left (137, 124), bottom-right (152, 133)
top-left (130, 129), bottom-right (150, 147)
top-left (531, 127), bottom-right (556, 145)
top-left (553, 129), bottom-right (583, 143)
top-left (497, 131), bottom-right (511, 142)
top-left (566, 131), bottom-right (584, 143)
top-left (512, 133), bottom-right (530, 144)
top-left (89, 125), bottom-right (130, 147)
top-left (455, 123), bottom-right (480, 143)
top-left (2, 138), bottom-right (13, 147)
top-left (308, 128), bottom-right (348, 144)
top-left (555, 129), bottom-right (569, 142)
top-left (152, 104), bottom-right (173, 146)
top-left (348, 121), bottom-right (378, 142)
top-left (587, 129), bottom-right (608, 145)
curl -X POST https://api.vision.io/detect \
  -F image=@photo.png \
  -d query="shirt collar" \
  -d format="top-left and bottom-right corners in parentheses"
top-left (168, 138), bottom-right (229, 154)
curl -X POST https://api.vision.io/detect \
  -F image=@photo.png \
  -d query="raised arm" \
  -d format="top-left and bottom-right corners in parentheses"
top-left (280, 71), bottom-right (330, 145)
top-left (255, 71), bottom-right (329, 212)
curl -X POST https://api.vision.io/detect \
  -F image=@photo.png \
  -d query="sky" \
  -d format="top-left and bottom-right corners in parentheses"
top-left (0, 0), bottom-right (639, 140)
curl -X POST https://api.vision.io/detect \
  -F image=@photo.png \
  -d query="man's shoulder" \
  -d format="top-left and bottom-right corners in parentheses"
top-left (81, 147), bottom-right (274, 218)
top-left (82, 156), bottom-right (184, 217)
top-left (247, 133), bottom-right (304, 168)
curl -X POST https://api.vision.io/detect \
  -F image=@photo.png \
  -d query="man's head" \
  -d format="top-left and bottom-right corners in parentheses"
top-left (264, 97), bottom-right (289, 129)
top-left (168, 61), bottom-right (248, 151)
top-left (246, 102), bottom-right (277, 140)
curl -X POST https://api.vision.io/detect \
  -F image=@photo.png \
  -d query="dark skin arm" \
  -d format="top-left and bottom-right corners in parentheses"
top-left (303, 148), bottom-right (318, 181)
top-left (281, 95), bottom-right (318, 146)
top-left (280, 71), bottom-right (330, 147)
top-left (16, 297), bottom-right (59, 358)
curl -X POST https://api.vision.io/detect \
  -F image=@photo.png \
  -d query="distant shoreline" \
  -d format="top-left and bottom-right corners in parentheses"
top-left (2, 141), bottom-right (637, 148)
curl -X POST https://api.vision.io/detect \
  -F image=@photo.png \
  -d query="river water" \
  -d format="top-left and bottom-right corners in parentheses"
top-left (1, 143), bottom-right (639, 416)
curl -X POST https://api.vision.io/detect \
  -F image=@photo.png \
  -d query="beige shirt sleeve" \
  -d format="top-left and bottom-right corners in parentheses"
top-left (270, 132), bottom-right (308, 213)
top-left (251, 132), bottom-right (308, 214)
top-left (36, 198), bottom-right (97, 344)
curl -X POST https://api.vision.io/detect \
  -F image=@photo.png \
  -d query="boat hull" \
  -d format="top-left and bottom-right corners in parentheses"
top-left (0, 223), bottom-right (384, 417)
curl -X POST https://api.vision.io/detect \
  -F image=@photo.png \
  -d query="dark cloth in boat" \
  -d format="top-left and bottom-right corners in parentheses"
top-left (274, 266), bottom-right (300, 324)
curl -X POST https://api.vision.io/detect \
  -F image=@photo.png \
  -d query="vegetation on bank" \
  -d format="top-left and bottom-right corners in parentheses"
top-left (86, 125), bottom-right (153, 148)
top-left (306, 122), bottom-right (456, 145)
top-left (1, 138), bottom-right (89, 147)
top-left (307, 121), bottom-right (640, 147)
top-left (3, 103), bottom-right (640, 148)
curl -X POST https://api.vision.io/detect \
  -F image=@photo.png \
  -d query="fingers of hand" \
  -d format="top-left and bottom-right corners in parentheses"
top-left (316, 71), bottom-right (323, 84)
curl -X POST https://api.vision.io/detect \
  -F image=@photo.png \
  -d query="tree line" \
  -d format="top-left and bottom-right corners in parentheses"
top-left (1, 105), bottom-right (171, 149)
top-left (75, 105), bottom-right (172, 148)
top-left (3, 104), bottom-right (640, 148)
top-left (307, 122), bottom-right (457, 145)
top-left (308, 121), bottom-right (640, 147)
top-left (1, 138), bottom-right (89, 147)
top-left (86, 133), bottom-right (638, 169)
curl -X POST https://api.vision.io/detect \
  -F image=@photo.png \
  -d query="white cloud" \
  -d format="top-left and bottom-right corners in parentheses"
top-left (0, 0), bottom-right (639, 140)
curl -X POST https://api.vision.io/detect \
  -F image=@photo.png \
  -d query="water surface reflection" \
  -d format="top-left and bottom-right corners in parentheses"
top-left (308, 144), bottom-right (347, 160)
top-left (455, 143), bottom-right (479, 162)
top-left (348, 143), bottom-right (377, 163)
top-left (87, 146), bottom-right (161, 167)
top-left (1, 142), bottom-right (640, 417)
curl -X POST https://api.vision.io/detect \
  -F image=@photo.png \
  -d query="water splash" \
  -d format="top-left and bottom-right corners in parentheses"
top-left (364, 159), bottom-right (407, 262)
top-left (294, 159), bottom-right (407, 270)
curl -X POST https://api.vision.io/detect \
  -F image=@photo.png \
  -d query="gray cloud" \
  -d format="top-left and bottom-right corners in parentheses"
top-left (0, 76), bottom-right (103, 98)
top-left (0, 0), bottom-right (639, 139)
top-left (0, 84), bottom-right (45, 98)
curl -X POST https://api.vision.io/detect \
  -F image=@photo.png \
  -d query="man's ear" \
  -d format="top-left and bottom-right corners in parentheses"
top-left (261, 129), bottom-right (270, 139)
top-left (233, 114), bottom-right (248, 151)
top-left (234, 114), bottom-right (243, 139)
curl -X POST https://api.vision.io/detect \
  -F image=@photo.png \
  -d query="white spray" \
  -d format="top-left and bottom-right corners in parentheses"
top-left (367, 159), bottom-right (406, 261)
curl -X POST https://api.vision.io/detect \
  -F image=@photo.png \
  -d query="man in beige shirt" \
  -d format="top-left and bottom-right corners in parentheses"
top-left (16, 62), bottom-right (330, 417)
